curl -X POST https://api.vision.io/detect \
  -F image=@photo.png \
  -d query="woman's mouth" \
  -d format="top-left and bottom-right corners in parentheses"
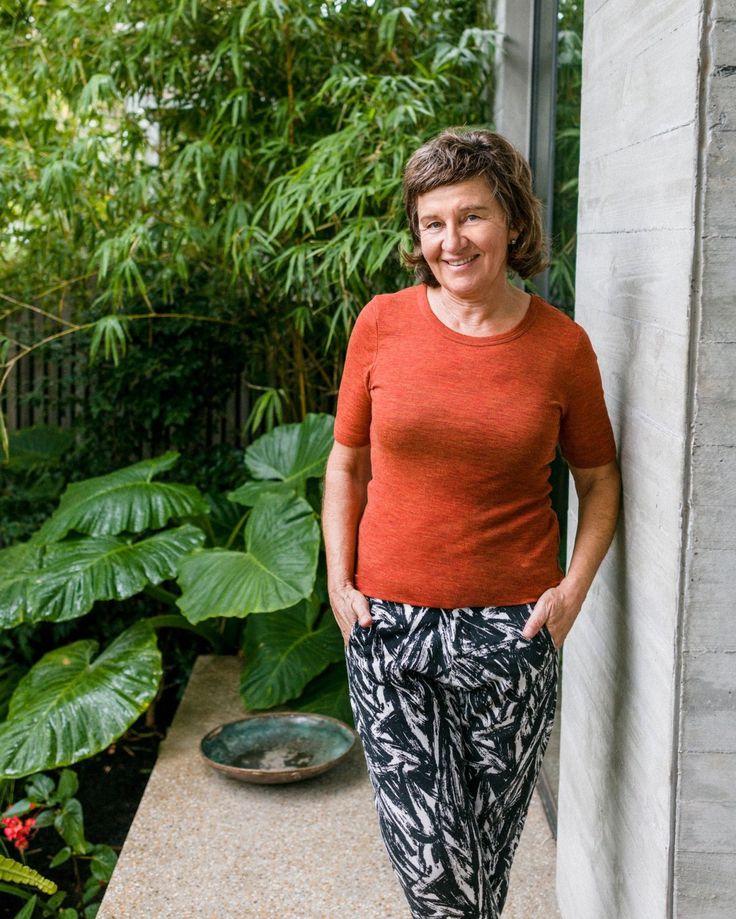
top-left (444, 255), bottom-right (479, 267)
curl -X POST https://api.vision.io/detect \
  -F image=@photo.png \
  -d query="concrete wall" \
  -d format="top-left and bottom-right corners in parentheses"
top-left (556, 1), bottom-right (736, 917)
top-left (674, 3), bottom-right (736, 915)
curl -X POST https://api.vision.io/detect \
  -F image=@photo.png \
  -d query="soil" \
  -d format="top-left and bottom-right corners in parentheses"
top-left (0, 675), bottom-right (185, 918)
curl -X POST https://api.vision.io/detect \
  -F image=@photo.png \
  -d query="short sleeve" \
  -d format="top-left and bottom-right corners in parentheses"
top-left (333, 300), bottom-right (378, 447)
top-left (559, 326), bottom-right (617, 468)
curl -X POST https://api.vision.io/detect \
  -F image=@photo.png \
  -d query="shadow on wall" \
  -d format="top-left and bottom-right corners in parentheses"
top-left (601, 485), bottom-right (633, 919)
top-left (596, 348), bottom-right (634, 918)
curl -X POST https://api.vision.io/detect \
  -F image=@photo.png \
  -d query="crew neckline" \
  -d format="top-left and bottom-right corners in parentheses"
top-left (418, 283), bottom-right (538, 346)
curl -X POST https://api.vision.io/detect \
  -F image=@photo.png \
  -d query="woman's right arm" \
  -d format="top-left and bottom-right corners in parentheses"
top-left (322, 441), bottom-right (373, 643)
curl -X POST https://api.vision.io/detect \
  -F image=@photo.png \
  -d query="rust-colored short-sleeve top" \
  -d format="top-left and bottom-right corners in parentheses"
top-left (334, 284), bottom-right (617, 608)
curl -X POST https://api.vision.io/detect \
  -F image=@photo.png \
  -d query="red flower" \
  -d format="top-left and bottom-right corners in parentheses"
top-left (2, 815), bottom-right (37, 851)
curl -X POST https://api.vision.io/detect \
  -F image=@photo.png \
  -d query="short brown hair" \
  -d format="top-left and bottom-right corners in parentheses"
top-left (402, 128), bottom-right (548, 285)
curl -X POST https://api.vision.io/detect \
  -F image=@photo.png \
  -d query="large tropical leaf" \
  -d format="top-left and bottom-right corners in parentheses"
top-left (5, 425), bottom-right (74, 472)
top-left (0, 660), bottom-right (27, 721)
top-left (228, 413), bottom-right (334, 506)
top-left (0, 543), bottom-right (43, 629)
top-left (227, 479), bottom-right (292, 508)
top-left (36, 452), bottom-right (209, 542)
top-left (176, 492), bottom-right (320, 623)
top-left (0, 621), bottom-right (162, 779)
top-left (292, 661), bottom-right (354, 726)
top-left (26, 524), bottom-right (205, 624)
top-left (204, 491), bottom-right (248, 544)
top-left (240, 603), bottom-right (344, 709)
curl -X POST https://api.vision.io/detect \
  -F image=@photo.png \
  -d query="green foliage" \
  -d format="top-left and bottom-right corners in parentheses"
top-left (290, 661), bottom-right (354, 726)
top-left (0, 855), bottom-right (57, 896)
top-left (0, 416), bottom-right (350, 783)
top-left (27, 526), bottom-right (206, 624)
top-left (1, 768), bottom-right (118, 917)
top-left (0, 0), bottom-right (495, 456)
top-left (0, 427), bottom-right (72, 548)
top-left (549, 0), bottom-right (583, 312)
top-left (0, 622), bottom-right (162, 778)
top-left (0, 526), bottom-right (205, 628)
top-left (240, 599), bottom-right (343, 709)
top-left (36, 452), bottom-right (208, 542)
top-left (176, 492), bottom-right (321, 621)
top-left (229, 411), bottom-right (333, 505)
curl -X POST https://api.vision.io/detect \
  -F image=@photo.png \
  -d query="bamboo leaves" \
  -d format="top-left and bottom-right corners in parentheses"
top-left (1, 0), bottom-right (494, 434)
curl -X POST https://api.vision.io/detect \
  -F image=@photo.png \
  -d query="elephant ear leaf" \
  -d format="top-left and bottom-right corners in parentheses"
top-left (291, 662), bottom-right (354, 726)
top-left (37, 451), bottom-right (209, 542)
top-left (229, 413), bottom-right (334, 506)
top-left (26, 524), bottom-right (205, 624)
top-left (0, 621), bottom-right (162, 779)
top-left (227, 479), bottom-right (290, 508)
top-left (5, 424), bottom-right (74, 472)
top-left (176, 492), bottom-right (320, 623)
top-left (240, 602), bottom-right (344, 710)
top-left (0, 542), bottom-right (43, 629)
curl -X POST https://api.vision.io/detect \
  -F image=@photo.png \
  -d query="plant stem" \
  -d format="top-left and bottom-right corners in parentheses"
top-left (143, 584), bottom-right (178, 606)
top-left (224, 511), bottom-right (249, 550)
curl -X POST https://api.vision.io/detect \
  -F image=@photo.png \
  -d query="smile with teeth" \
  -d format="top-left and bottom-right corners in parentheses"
top-left (444, 255), bottom-right (479, 267)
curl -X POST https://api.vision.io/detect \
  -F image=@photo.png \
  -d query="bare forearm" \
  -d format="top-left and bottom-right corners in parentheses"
top-left (322, 465), bottom-right (369, 591)
top-left (562, 467), bottom-right (621, 606)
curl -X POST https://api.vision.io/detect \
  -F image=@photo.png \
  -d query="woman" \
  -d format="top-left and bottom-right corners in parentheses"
top-left (322, 128), bottom-right (620, 919)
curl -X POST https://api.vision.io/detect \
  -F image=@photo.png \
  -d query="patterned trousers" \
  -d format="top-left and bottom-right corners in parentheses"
top-left (345, 597), bottom-right (558, 919)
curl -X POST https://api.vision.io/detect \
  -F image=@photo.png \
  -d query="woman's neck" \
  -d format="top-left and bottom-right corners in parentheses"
top-left (426, 283), bottom-right (532, 337)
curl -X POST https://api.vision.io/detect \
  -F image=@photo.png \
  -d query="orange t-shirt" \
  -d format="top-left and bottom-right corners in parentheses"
top-left (333, 284), bottom-right (617, 608)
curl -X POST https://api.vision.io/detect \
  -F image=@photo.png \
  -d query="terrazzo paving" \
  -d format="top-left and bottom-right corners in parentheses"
top-left (98, 655), bottom-right (561, 918)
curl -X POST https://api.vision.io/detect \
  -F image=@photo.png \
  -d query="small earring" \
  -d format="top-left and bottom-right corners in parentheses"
top-left (509, 237), bottom-right (518, 246)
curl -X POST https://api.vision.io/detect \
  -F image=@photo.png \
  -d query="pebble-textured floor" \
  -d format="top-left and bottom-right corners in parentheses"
top-left (98, 655), bottom-right (561, 918)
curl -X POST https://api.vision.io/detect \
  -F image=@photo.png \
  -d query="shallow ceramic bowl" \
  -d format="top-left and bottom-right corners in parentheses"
top-left (200, 711), bottom-right (357, 784)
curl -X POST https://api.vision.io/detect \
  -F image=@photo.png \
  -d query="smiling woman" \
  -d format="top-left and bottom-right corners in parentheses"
top-left (417, 177), bottom-right (526, 335)
top-left (322, 127), bottom-right (621, 919)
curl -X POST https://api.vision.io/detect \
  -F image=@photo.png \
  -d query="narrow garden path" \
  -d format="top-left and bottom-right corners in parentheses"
top-left (98, 656), bottom-right (560, 918)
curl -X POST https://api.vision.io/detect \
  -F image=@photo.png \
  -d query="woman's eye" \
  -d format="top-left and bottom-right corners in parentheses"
top-left (423, 221), bottom-right (442, 231)
top-left (465, 213), bottom-right (480, 222)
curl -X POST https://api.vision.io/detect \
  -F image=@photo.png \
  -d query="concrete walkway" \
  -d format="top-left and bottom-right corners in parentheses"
top-left (99, 656), bottom-right (561, 918)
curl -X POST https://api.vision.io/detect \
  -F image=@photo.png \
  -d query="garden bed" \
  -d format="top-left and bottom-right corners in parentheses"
top-left (1, 675), bottom-right (185, 918)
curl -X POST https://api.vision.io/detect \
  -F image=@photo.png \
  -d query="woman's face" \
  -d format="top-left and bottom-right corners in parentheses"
top-left (416, 175), bottom-right (515, 299)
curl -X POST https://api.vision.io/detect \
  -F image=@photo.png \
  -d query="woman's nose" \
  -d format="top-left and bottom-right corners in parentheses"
top-left (442, 222), bottom-right (464, 251)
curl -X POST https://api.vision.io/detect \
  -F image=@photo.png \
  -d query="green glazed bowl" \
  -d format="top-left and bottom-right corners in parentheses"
top-left (200, 711), bottom-right (357, 784)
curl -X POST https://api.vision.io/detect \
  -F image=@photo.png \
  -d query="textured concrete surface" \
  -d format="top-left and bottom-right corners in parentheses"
top-left (99, 655), bottom-right (560, 918)
top-left (558, 1), bottom-right (736, 917)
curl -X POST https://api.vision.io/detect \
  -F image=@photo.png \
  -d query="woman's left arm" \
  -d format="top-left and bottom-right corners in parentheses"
top-left (522, 459), bottom-right (621, 648)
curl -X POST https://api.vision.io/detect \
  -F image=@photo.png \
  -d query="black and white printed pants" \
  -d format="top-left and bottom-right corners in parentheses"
top-left (345, 597), bottom-right (558, 919)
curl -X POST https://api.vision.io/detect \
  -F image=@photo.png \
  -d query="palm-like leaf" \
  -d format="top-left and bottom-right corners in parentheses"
top-left (176, 493), bottom-right (320, 623)
top-left (37, 452), bottom-right (208, 542)
top-left (26, 524), bottom-right (205, 624)
top-left (0, 855), bottom-right (57, 895)
top-left (240, 603), bottom-right (344, 709)
top-left (0, 543), bottom-right (43, 629)
top-left (228, 413), bottom-right (334, 506)
top-left (0, 621), bottom-right (162, 779)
